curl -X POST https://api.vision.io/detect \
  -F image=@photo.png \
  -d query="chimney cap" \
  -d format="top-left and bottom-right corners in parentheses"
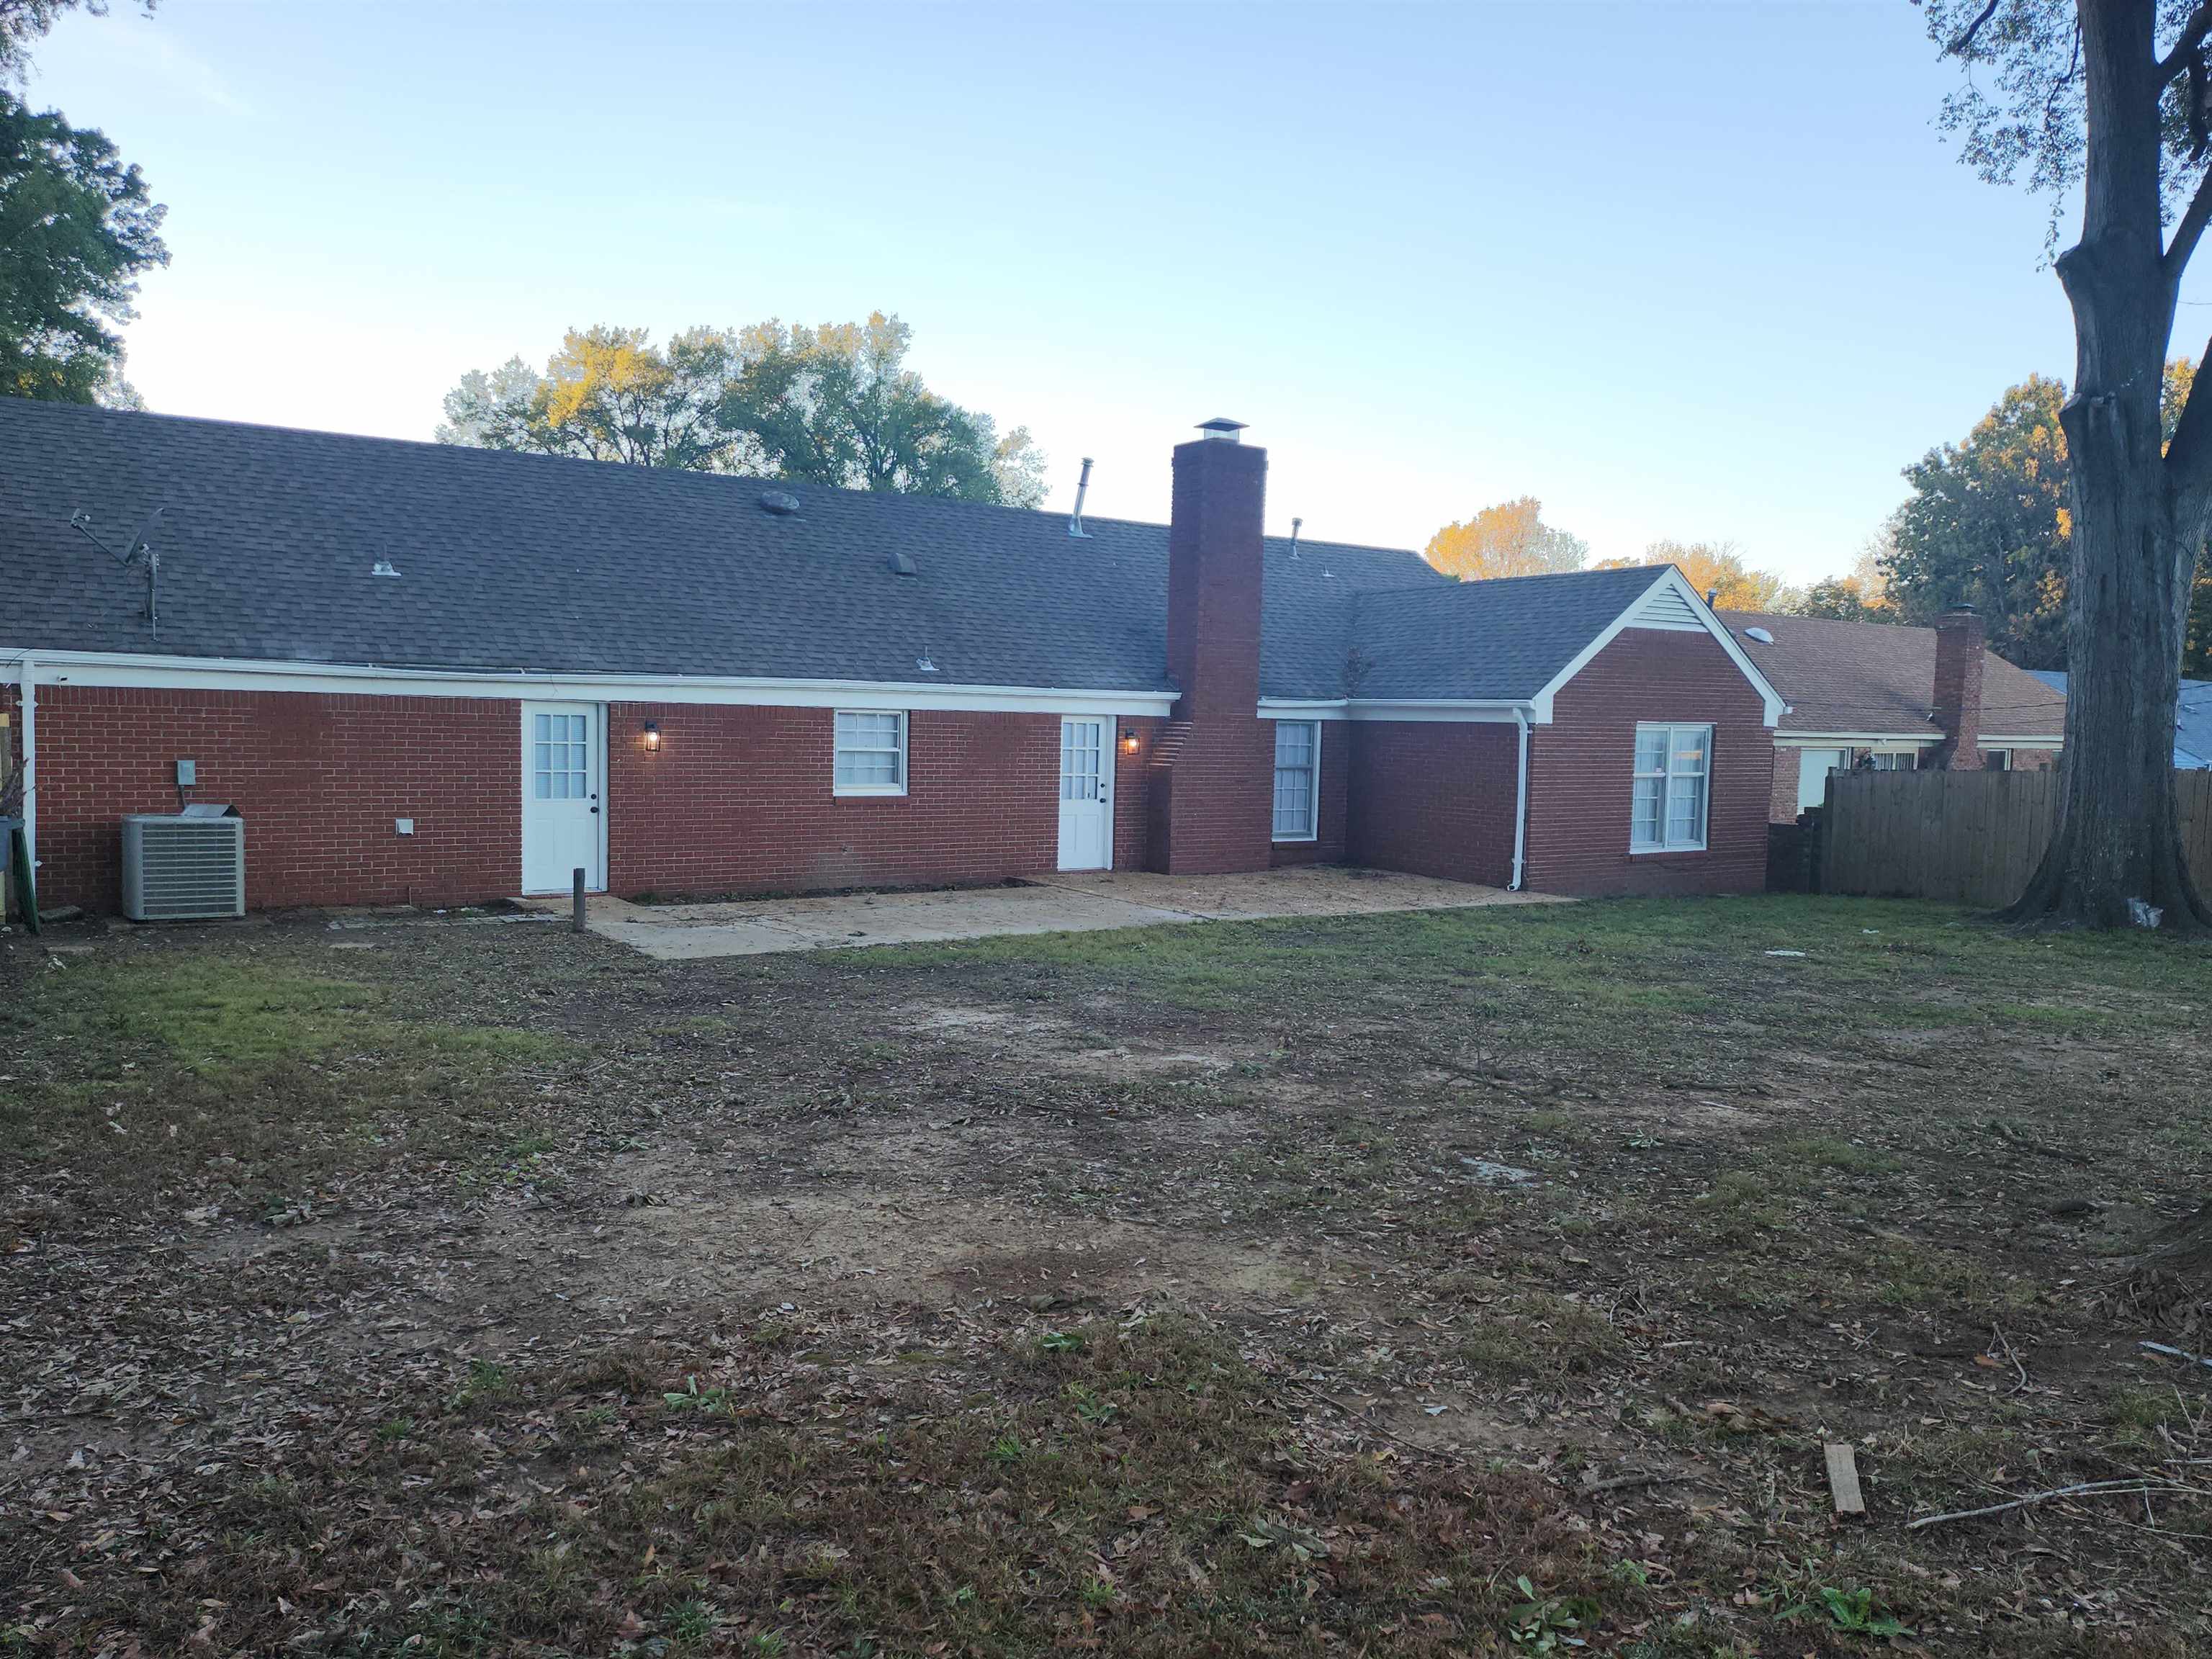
top-left (1941, 600), bottom-right (1979, 616)
top-left (1195, 417), bottom-right (1247, 443)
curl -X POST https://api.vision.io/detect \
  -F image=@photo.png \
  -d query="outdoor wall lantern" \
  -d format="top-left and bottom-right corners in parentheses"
top-left (642, 719), bottom-right (662, 752)
top-left (1121, 730), bottom-right (1141, 754)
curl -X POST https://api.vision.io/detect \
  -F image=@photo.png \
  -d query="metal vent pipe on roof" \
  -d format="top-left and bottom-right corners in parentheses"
top-left (1069, 457), bottom-right (1094, 539)
top-left (1288, 516), bottom-right (1303, 559)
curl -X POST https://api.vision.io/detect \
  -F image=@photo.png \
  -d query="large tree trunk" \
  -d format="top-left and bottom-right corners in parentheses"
top-left (2001, 0), bottom-right (2212, 932)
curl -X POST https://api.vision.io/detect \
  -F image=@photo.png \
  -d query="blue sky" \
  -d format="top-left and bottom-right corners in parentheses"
top-left (29, 0), bottom-right (2171, 581)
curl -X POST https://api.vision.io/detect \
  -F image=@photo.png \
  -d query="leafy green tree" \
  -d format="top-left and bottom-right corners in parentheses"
top-left (721, 313), bottom-right (1045, 506)
top-left (1424, 496), bottom-right (1588, 580)
top-left (0, 0), bottom-right (153, 83)
top-left (1923, 0), bottom-right (2212, 932)
top-left (1885, 375), bottom-right (2074, 666)
top-left (0, 91), bottom-right (166, 403)
top-left (1884, 363), bottom-right (2203, 671)
top-left (1799, 541), bottom-right (1896, 622)
top-left (436, 326), bottom-right (742, 469)
top-left (439, 312), bottom-right (1046, 508)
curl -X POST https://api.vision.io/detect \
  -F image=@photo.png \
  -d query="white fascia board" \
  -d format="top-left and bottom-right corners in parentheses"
top-left (1774, 732), bottom-right (1940, 748)
top-left (1259, 697), bottom-right (1531, 724)
top-left (7, 647), bottom-right (1177, 718)
top-left (1529, 567), bottom-right (1789, 727)
top-left (1981, 734), bottom-right (2065, 747)
top-left (1344, 700), bottom-right (1528, 724)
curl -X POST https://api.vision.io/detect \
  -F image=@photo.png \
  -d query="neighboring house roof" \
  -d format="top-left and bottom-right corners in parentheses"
top-left (1718, 609), bottom-right (2067, 740)
top-left (2031, 670), bottom-right (2211, 767)
top-left (0, 400), bottom-right (1773, 717)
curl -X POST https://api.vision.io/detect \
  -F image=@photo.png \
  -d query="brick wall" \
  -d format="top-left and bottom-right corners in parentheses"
top-left (1111, 716), bottom-right (1162, 871)
top-left (606, 704), bottom-right (1138, 896)
top-left (1344, 721), bottom-right (1519, 886)
top-left (1267, 719), bottom-right (1350, 867)
top-left (1522, 629), bottom-right (1769, 896)
top-left (1144, 716), bottom-right (1275, 874)
top-left (14, 685), bottom-right (518, 912)
top-left (1766, 745), bottom-right (1800, 824)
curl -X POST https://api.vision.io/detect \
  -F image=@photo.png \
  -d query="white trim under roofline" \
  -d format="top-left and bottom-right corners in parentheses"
top-left (1257, 696), bottom-right (1532, 724)
top-left (1776, 730), bottom-right (2065, 750)
top-left (1528, 567), bottom-right (1789, 727)
top-left (4, 647), bottom-right (1179, 718)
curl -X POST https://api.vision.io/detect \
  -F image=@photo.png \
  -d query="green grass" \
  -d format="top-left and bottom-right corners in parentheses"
top-left (0, 955), bottom-right (572, 1223)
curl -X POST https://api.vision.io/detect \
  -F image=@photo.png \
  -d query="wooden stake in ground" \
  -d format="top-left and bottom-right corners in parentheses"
top-left (1825, 1443), bottom-right (1865, 1518)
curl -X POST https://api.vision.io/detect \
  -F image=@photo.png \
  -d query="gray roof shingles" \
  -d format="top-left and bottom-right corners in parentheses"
top-left (1, 399), bottom-right (1678, 705)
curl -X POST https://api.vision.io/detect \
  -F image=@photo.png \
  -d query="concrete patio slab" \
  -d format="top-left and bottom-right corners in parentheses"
top-left (541, 865), bottom-right (1562, 961)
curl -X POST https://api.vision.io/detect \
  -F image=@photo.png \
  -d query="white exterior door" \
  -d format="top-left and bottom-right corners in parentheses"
top-left (521, 703), bottom-right (604, 894)
top-left (1057, 716), bottom-right (1114, 871)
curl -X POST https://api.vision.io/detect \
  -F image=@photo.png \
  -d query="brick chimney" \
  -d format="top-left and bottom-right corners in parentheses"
top-left (1931, 603), bottom-right (1985, 769)
top-left (1165, 418), bottom-right (1266, 719)
top-left (1147, 418), bottom-right (1275, 873)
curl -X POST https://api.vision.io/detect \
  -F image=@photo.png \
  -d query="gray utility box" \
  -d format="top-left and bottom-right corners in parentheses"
top-left (122, 804), bottom-right (245, 921)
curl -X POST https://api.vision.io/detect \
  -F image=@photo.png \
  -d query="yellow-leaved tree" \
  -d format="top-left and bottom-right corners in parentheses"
top-left (1597, 540), bottom-right (1798, 611)
top-left (1424, 497), bottom-right (1588, 581)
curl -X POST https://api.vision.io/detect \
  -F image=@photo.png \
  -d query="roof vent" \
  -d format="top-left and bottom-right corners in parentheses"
top-left (915, 654), bottom-right (937, 673)
top-left (1069, 457), bottom-right (1094, 539)
top-left (759, 490), bottom-right (801, 516)
top-left (371, 559), bottom-right (401, 578)
top-left (1196, 417), bottom-right (1246, 443)
top-left (1287, 516), bottom-right (1303, 559)
top-left (889, 551), bottom-right (919, 577)
top-left (1744, 625), bottom-right (1774, 644)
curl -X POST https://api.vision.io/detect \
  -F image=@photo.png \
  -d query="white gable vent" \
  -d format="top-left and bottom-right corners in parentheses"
top-left (122, 806), bottom-right (245, 921)
top-left (1628, 583), bottom-right (1704, 631)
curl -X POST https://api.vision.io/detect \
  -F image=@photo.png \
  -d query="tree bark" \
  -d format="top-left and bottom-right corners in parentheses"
top-left (2002, 0), bottom-right (2212, 931)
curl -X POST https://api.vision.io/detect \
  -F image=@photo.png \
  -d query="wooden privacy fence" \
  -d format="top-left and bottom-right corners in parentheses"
top-left (1821, 768), bottom-right (2212, 908)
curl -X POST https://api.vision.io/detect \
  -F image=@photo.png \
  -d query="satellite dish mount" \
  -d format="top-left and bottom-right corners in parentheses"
top-left (68, 505), bottom-right (166, 635)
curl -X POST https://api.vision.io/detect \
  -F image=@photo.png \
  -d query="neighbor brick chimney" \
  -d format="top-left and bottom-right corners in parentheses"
top-left (1147, 418), bottom-right (1275, 873)
top-left (1931, 603), bottom-right (1985, 769)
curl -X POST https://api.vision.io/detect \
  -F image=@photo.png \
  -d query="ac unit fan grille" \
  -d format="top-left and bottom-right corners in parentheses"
top-left (125, 818), bottom-right (244, 920)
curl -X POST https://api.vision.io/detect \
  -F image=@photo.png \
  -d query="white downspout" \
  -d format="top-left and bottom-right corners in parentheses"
top-left (16, 655), bottom-right (33, 884)
top-left (1509, 705), bottom-right (1529, 891)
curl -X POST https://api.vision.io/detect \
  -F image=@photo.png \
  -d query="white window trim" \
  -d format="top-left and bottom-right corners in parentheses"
top-left (1629, 721), bottom-right (1712, 855)
top-left (1272, 719), bottom-right (1322, 843)
top-left (832, 709), bottom-right (909, 797)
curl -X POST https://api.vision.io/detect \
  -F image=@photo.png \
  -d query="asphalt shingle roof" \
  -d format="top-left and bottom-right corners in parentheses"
top-left (0, 400), bottom-right (1695, 706)
top-left (1719, 609), bottom-right (2067, 739)
top-left (1346, 565), bottom-right (1672, 701)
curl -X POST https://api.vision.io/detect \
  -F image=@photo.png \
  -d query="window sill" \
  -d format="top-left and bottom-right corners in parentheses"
top-left (833, 785), bottom-right (909, 799)
top-left (1272, 833), bottom-right (1319, 845)
top-left (1629, 842), bottom-right (1708, 858)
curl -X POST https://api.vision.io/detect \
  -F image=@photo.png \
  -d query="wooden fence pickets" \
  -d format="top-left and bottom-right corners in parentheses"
top-left (1820, 768), bottom-right (2212, 908)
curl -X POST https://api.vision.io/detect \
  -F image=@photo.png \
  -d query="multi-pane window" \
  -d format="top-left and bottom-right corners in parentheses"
top-left (1272, 720), bottom-right (1320, 841)
top-left (1869, 751), bottom-right (1917, 772)
top-left (1061, 719), bottom-right (1105, 803)
top-left (532, 711), bottom-right (590, 801)
top-left (1630, 723), bottom-right (1711, 852)
top-left (834, 710), bottom-right (907, 794)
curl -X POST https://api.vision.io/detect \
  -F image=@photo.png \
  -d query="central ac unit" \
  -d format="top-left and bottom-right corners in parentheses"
top-left (122, 805), bottom-right (245, 921)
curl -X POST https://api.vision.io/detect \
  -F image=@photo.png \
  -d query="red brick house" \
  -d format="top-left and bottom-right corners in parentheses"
top-left (1, 400), bottom-right (1784, 913)
top-left (1717, 608), bottom-right (2067, 822)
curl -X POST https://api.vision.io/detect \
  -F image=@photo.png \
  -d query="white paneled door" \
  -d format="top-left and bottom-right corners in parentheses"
top-left (521, 703), bottom-right (604, 894)
top-left (1057, 716), bottom-right (1114, 871)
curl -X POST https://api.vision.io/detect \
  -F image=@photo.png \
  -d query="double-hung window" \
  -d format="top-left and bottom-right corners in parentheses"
top-left (1272, 720), bottom-right (1321, 841)
top-left (1630, 723), bottom-right (1711, 852)
top-left (834, 710), bottom-right (907, 796)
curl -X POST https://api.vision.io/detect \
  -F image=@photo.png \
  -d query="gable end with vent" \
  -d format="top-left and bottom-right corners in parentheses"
top-left (1529, 567), bottom-right (1787, 727)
